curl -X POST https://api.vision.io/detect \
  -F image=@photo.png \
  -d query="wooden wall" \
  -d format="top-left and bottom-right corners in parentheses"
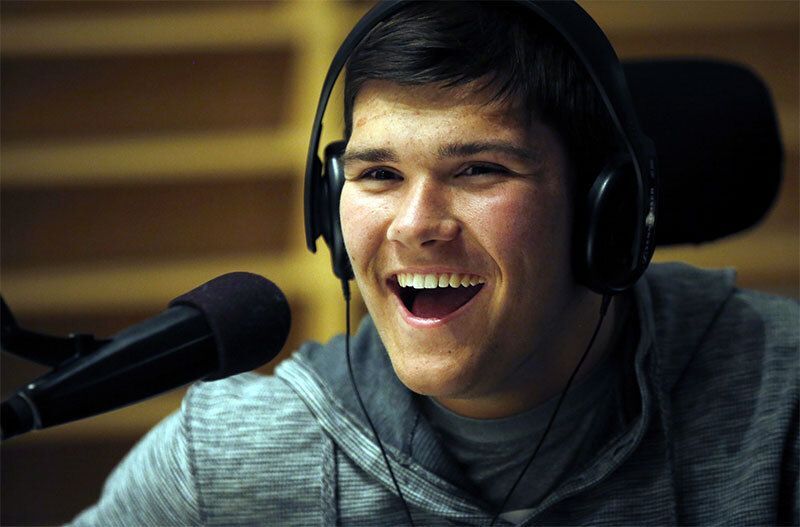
top-left (1, 1), bottom-right (797, 524)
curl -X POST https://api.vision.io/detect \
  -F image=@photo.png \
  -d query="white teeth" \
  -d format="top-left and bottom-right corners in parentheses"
top-left (396, 272), bottom-right (485, 289)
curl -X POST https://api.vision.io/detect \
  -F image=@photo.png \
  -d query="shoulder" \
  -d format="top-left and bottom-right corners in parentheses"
top-left (71, 371), bottom-right (328, 526)
top-left (176, 370), bottom-right (331, 524)
top-left (69, 410), bottom-right (202, 526)
top-left (182, 371), bottom-right (324, 468)
top-left (640, 263), bottom-right (797, 456)
top-left (184, 371), bottom-right (313, 430)
top-left (639, 263), bottom-right (797, 448)
top-left (640, 263), bottom-right (798, 521)
top-left (664, 277), bottom-right (797, 416)
top-left (641, 262), bottom-right (798, 380)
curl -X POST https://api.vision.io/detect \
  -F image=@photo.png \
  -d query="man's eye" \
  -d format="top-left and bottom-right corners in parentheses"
top-left (361, 168), bottom-right (400, 181)
top-left (460, 164), bottom-right (508, 177)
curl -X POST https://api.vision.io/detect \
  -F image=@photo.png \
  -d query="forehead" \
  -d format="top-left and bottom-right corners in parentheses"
top-left (350, 80), bottom-right (529, 139)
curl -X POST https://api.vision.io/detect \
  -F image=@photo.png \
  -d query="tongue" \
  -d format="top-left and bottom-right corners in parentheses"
top-left (411, 285), bottom-right (482, 319)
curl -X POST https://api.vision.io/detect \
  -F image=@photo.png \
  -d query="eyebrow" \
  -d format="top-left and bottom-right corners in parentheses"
top-left (437, 141), bottom-right (539, 163)
top-left (341, 147), bottom-right (399, 167)
top-left (341, 140), bottom-right (539, 168)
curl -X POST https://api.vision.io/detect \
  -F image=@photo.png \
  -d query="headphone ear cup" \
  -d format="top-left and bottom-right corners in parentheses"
top-left (576, 157), bottom-right (644, 294)
top-left (321, 141), bottom-right (353, 281)
top-left (305, 154), bottom-right (324, 252)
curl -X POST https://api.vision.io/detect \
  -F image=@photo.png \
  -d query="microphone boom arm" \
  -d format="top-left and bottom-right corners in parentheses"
top-left (1, 296), bottom-right (110, 368)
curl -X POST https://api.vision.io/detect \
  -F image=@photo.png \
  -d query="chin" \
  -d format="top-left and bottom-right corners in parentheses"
top-left (387, 344), bottom-right (484, 399)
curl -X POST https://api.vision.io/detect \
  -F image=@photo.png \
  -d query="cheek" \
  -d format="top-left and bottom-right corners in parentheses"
top-left (484, 189), bottom-right (559, 240)
top-left (473, 185), bottom-right (573, 277)
top-left (339, 186), bottom-right (385, 272)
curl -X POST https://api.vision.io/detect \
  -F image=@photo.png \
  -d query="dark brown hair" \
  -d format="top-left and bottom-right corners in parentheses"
top-left (343, 1), bottom-right (616, 190)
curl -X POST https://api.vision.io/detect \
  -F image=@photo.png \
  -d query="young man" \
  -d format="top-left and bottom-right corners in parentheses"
top-left (73, 2), bottom-right (797, 525)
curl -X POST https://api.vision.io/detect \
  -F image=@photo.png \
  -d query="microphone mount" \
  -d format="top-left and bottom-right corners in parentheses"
top-left (1, 296), bottom-right (110, 368)
top-left (1, 295), bottom-right (112, 441)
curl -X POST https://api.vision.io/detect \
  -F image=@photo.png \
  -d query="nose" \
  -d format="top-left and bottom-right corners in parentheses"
top-left (387, 178), bottom-right (460, 248)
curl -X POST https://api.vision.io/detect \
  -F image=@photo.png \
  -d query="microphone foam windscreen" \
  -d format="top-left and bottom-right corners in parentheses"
top-left (169, 272), bottom-right (291, 380)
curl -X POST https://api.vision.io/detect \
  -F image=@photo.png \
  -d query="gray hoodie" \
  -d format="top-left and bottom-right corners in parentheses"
top-left (71, 263), bottom-right (799, 526)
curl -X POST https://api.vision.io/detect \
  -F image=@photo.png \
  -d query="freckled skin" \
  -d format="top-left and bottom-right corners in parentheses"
top-left (340, 81), bottom-right (613, 418)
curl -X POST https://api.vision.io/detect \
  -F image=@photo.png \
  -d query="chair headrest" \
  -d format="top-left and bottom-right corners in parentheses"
top-left (624, 60), bottom-right (783, 246)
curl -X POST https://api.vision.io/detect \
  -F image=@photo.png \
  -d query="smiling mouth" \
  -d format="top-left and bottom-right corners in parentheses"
top-left (391, 272), bottom-right (485, 319)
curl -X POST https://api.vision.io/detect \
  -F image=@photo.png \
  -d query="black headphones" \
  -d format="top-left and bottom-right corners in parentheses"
top-left (304, 0), bottom-right (657, 296)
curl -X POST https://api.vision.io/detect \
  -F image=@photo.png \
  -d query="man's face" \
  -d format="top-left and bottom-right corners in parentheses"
top-left (340, 81), bottom-right (593, 417)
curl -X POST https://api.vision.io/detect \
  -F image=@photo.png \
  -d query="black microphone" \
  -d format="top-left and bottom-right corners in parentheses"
top-left (0, 272), bottom-right (291, 441)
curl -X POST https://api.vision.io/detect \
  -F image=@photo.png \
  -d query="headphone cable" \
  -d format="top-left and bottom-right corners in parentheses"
top-left (343, 280), bottom-right (416, 526)
top-left (490, 294), bottom-right (613, 525)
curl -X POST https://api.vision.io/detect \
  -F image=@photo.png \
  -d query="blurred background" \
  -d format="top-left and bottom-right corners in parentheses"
top-left (1, 1), bottom-right (797, 524)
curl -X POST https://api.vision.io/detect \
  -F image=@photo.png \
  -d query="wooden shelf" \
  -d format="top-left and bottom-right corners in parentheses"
top-left (654, 227), bottom-right (799, 296)
top-left (0, 251), bottom-right (349, 337)
top-left (583, 1), bottom-right (798, 33)
top-left (1, 3), bottom-right (318, 56)
top-left (1, 128), bottom-right (309, 186)
top-left (2, 1), bottom-right (794, 59)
